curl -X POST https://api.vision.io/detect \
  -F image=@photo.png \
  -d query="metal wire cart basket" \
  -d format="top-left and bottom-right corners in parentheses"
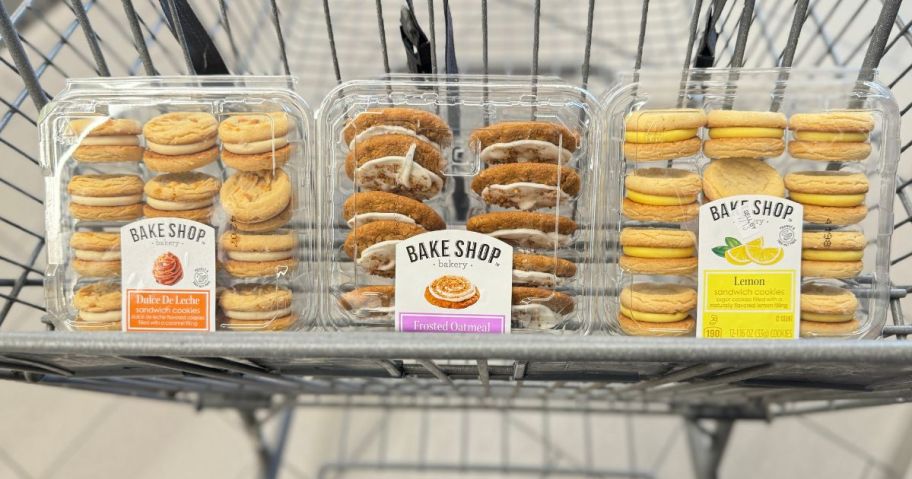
top-left (1, 1), bottom-right (912, 478)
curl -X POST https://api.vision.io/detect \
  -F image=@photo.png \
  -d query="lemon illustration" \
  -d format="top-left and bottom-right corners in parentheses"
top-left (724, 245), bottom-right (751, 265)
top-left (747, 245), bottom-right (784, 265)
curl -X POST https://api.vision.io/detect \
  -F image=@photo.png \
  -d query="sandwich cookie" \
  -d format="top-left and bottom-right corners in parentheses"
top-left (623, 109), bottom-right (705, 162)
top-left (622, 168), bottom-right (701, 222)
top-left (219, 284), bottom-right (295, 331)
top-left (466, 211), bottom-right (577, 250)
top-left (788, 111), bottom-right (874, 161)
top-left (425, 275), bottom-right (480, 309)
top-left (704, 110), bottom-right (786, 159)
top-left (800, 283), bottom-right (860, 337)
top-left (339, 285), bottom-right (395, 317)
top-left (70, 232), bottom-right (121, 277)
top-left (702, 158), bottom-right (784, 201)
top-left (143, 112), bottom-right (218, 172)
top-left (220, 229), bottom-right (297, 278)
top-left (619, 227), bottom-right (696, 275)
top-left (345, 134), bottom-right (446, 201)
top-left (618, 282), bottom-right (696, 336)
top-left (342, 191), bottom-right (445, 230)
top-left (342, 107), bottom-right (453, 150)
top-left (470, 163), bottom-right (580, 210)
top-left (343, 220), bottom-right (426, 277)
top-left (73, 282), bottom-right (121, 330)
top-left (785, 171), bottom-right (868, 226)
top-left (512, 253), bottom-right (577, 287)
top-left (221, 169), bottom-right (293, 230)
top-left (469, 121), bottom-right (579, 165)
top-left (68, 174), bottom-right (144, 221)
top-left (219, 112), bottom-right (293, 171)
top-left (143, 172), bottom-right (220, 223)
top-left (70, 118), bottom-right (143, 163)
top-left (801, 230), bottom-right (865, 279)
top-left (511, 287), bottom-right (574, 330)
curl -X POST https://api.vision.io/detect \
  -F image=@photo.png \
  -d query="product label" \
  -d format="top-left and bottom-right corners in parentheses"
top-left (394, 230), bottom-right (513, 333)
top-left (697, 195), bottom-right (803, 339)
top-left (120, 218), bottom-right (216, 332)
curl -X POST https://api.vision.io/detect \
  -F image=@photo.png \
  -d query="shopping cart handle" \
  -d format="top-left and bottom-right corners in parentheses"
top-left (160, 0), bottom-right (229, 75)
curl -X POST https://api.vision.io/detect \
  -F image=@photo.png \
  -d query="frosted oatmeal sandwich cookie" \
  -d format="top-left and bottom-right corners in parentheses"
top-left (143, 112), bottom-right (218, 172)
top-left (72, 281), bottom-right (121, 331)
top-left (343, 220), bottom-right (426, 277)
top-left (469, 121), bottom-right (579, 164)
top-left (219, 284), bottom-right (295, 331)
top-left (68, 174), bottom-right (143, 221)
top-left (801, 230), bottom-right (865, 279)
top-left (220, 169), bottom-right (293, 231)
top-left (470, 163), bottom-right (580, 210)
top-left (70, 117), bottom-right (143, 163)
top-left (339, 285), bottom-right (395, 318)
top-left (466, 211), bottom-right (577, 250)
top-left (220, 229), bottom-right (297, 278)
top-left (618, 282), bottom-right (696, 336)
top-left (619, 227), bottom-right (696, 275)
top-left (785, 171), bottom-right (868, 226)
top-left (800, 283), bottom-right (860, 337)
top-left (425, 275), bottom-right (480, 309)
top-left (342, 107), bottom-right (452, 150)
top-left (219, 112), bottom-right (293, 171)
top-left (143, 172), bottom-right (220, 223)
top-left (702, 158), bottom-right (784, 201)
top-left (345, 133), bottom-right (446, 200)
top-left (624, 109), bottom-right (705, 162)
top-left (788, 111), bottom-right (874, 161)
top-left (70, 232), bottom-right (121, 277)
top-left (342, 191), bottom-right (445, 230)
top-left (512, 253), bottom-right (576, 287)
top-left (704, 110), bottom-right (786, 159)
top-left (511, 287), bottom-right (574, 330)
top-left (622, 168), bottom-right (701, 222)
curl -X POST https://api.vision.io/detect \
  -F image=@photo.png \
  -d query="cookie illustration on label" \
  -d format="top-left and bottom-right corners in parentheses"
top-left (424, 275), bottom-right (480, 309)
top-left (152, 251), bottom-right (183, 286)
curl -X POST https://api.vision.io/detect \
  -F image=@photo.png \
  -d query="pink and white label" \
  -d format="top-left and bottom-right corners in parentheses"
top-left (399, 313), bottom-right (506, 333)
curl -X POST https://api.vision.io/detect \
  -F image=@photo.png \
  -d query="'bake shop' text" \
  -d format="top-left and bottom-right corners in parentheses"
top-left (405, 239), bottom-right (502, 264)
top-left (708, 198), bottom-right (795, 221)
top-left (126, 221), bottom-right (208, 244)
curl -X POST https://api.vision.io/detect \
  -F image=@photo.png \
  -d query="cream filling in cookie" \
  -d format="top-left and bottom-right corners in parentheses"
top-left (357, 240), bottom-right (399, 272)
top-left (80, 135), bottom-right (140, 146)
top-left (224, 307), bottom-right (292, 320)
top-left (789, 192), bottom-right (866, 207)
top-left (511, 304), bottom-right (559, 329)
top-left (488, 228), bottom-right (572, 249)
top-left (622, 246), bottom-right (694, 259)
top-left (512, 269), bottom-right (561, 287)
top-left (74, 249), bottom-right (122, 261)
top-left (801, 311), bottom-right (855, 323)
top-left (146, 136), bottom-right (216, 155)
top-left (71, 194), bottom-right (142, 206)
top-left (223, 136), bottom-right (289, 155)
top-left (626, 190), bottom-right (697, 206)
top-left (708, 127), bottom-right (783, 139)
top-left (619, 305), bottom-right (689, 323)
top-left (347, 125), bottom-right (439, 150)
top-left (346, 212), bottom-right (416, 228)
top-left (794, 131), bottom-right (869, 142)
top-left (625, 129), bottom-right (699, 143)
top-left (146, 197), bottom-right (214, 211)
top-left (355, 144), bottom-right (444, 194)
top-left (481, 140), bottom-right (572, 164)
top-left (78, 310), bottom-right (122, 323)
top-left (482, 183), bottom-right (571, 210)
top-left (801, 249), bottom-right (864, 261)
top-left (226, 250), bottom-right (294, 262)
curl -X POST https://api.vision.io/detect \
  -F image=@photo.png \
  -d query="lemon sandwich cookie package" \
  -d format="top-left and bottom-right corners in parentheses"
top-left (41, 77), bottom-right (315, 332)
top-left (319, 75), bottom-right (610, 334)
top-left (603, 69), bottom-right (900, 339)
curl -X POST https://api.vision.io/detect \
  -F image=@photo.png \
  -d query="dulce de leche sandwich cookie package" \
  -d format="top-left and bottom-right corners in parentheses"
top-left (41, 77), bottom-right (315, 332)
top-left (319, 76), bottom-right (610, 334)
top-left (602, 69), bottom-right (900, 339)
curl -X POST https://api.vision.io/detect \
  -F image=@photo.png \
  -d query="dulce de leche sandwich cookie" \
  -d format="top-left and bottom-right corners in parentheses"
top-left (471, 163), bottom-right (580, 211)
top-left (619, 227), bottom-right (696, 275)
top-left (512, 253), bottom-right (577, 287)
top-left (343, 220), bottom-right (426, 277)
top-left (70, 118), bottom-right (143, 163)
top-left (70, 232), bottom-right (121, 277)
top-left (143, 172), bottom-right (220, 223)
top-left (221, 169), bottom-right (292, 227)
top-left (219, 284), bottom-right (295, 331)
top-left (72, 281), bottom-right (121, 330)
top-left (469, 121), bottom-right (579, 165)
top-left (345, 134), bottom-right (446, 201)
top-left (788, 111), bottom-right (874, 161)
top-left (68, 174), bottom-right (144, 221)
top-left (425, 275), bottom-right (480, 309)
top-left (618, 282), bottom-right (696, 337)
top-left (143, 112), bottom-right (218, 173)
top-left (511, 287), bottom-right (574, 330)
top-left (702, 158), bottom-right (784, 201)
top-left (622, 168), bottom-right (701, 222)
top-left (801, 230), bottom-right (865, 279)
top-left (466, 211), bottom-right (577, 250)
top-left (342, 191), bottom-right (445, 230)
top-left (342, 107), bottom-right (453, 150)
top-left (800, 283), bottom-right (860, 337)
top-left (219, 112), bottom-right (292, 171)
top-left (785, 171), bottom-right (868, 226)
top-left (339, 285), bottom-right (395, 316)
top-left (704, 110), bottom-right (786, 160)
top-left (220, 229), bottom-right (297, 278)
top-left (623, 109), bottom-right (705, 162)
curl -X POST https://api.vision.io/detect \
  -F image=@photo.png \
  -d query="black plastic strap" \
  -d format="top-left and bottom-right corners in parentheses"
top-left (443, 0), bottom-right (458, 74)
top-left (694, 2), bottom-right (721, 67)
top-left (160, 0), bottom-right (229, 75)
top-left (400, 1), bottom-right (432, 74)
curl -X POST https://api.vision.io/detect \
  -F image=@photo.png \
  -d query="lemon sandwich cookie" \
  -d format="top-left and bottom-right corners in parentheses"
top-left (469, 121), bottom-right (580, 165)
top-left (72, 281), bottom-right (121, 331)
top-left (70, 117), bottom-right (143, 163)
top-left (345, 133), bottom-right (446, 201)
top-left (512, 253), bottom-right (577, 287)
top-left (68, 174), bottom-right (144, 221)
top-left (801, 230), bottom-right (865, 279)
top-left (466, 211), bottom-right (577, 250)
top-left (220, 229), bottom-right (297, 278)
top-left (622, 168), bottom-right (701, 222)
top-left (788, 111), bottom-right (874, 161)
top-left (785, 171), bottom-right (868, 226)
top-left (342, 107), bottom-right (452, 150)
top-left (619, 227), bottom-right (696, 275)
top-left (219, 112), bottom-right (293, 171)
top-left (143, 172), bottom-right (220, 224)
top-left (219, 284), bottom-right (295, 331)
top-left (704, 110), bottom-right (787, 160)
top-left (342, 191), bottom-right (445, 230)
top-left (623, 109), bottom-right (705, 162)
top-left (220, 169), bottom-right (293, 232)
top-left (143, 112), bottom-right (218, 173)
top-left (702, 158), bottom-right (784, 201)
top-left (70, 232), bottom-right (121, 277)
top-left (618, 282), bottom-right (696, 336)
top-left (471, 163), bottom-right (581, 211)
top-left (800, 283), bottom-right (860, 337)
top-left (511, 287), bottom-right (574, 330)
top-left (343, 220), bottom-right (426, 277)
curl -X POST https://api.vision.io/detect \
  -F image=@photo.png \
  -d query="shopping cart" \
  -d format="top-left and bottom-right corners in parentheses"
top-left (0, 1), bottom-right (911, 478)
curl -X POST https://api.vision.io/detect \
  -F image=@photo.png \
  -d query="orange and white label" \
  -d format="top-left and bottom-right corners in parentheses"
top-left (126, 289), bottom-right (211, 331)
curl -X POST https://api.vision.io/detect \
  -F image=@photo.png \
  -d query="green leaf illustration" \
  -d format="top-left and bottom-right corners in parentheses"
top-left (725, 237), bottom-right (741, 248)
top-left (712, 246), bottom-right (729, 257)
